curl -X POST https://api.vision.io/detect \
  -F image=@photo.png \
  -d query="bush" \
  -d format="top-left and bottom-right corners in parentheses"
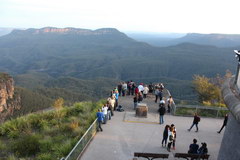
top-left (7, 155), bottom-right (18, 160)
top-left (39, 136), bottom-right (53, 153)
top-left (11, 134), bottom-right (41, 157)
top-left (52, 140), bottom-right (73, 157)
top-left (0, 100), bottom-right (103, 159)
top-left (36, 153), bottom-right (53, 160)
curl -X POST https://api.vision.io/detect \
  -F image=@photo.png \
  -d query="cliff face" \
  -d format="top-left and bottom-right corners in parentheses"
top-left (0, 73), bottom-right (21, 122)
top-left (11, 27), bottom-right (122, 36)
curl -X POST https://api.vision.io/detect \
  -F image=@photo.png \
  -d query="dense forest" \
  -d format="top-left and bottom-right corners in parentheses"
top-left (0, 27), bottom-right (238, 104)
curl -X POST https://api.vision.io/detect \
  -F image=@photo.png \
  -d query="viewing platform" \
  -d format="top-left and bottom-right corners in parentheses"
top-left (79, 95), bottom-right (224, 160)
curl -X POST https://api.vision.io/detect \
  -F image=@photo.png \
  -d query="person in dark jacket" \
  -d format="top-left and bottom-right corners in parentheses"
top-left (158, 103), bottom-right (166, 124)
top-left (198, 142), bottom-right (208, 155)
top-left (217, 114), bottom-right (228, 133)
top-left (188, 139), bottom-right (199, 154)
top-left (188, 113), bottom-right (200, 132)
top-left (162, 125), bottom-right (169, 147)
top-left (158, 90), bottom-right (163, 101)
top-left (117, 82), bottom-right (122, 96)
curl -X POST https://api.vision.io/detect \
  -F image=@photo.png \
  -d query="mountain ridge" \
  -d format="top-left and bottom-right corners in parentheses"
top-left (10, 27), bottom-right (125, 36)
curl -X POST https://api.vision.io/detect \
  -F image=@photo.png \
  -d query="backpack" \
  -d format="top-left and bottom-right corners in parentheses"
top-left (197, 116), bottom-right (201, 122)
top-left (117, 105), bottom-right (124, 112)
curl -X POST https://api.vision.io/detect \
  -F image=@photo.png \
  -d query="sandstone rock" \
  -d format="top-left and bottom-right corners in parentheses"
top-left (0, 73), bottom-right (21, 123)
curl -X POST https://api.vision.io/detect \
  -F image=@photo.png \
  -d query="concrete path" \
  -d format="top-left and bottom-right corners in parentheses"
top-left (80, 95), bottom-right (224, 160)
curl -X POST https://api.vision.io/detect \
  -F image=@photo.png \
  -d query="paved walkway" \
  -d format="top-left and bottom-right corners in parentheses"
top-left (80, 95), bottom-right (224, 160)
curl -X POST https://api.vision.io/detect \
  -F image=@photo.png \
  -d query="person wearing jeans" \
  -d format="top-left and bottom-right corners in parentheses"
top-left (102, 104), bottom-right (108, 124)
top-left (188, 113), bottom-right (200, 132)
top-left (96, 109), bottom-right (104, 132)
top-left (158, 103), bottom-right (166, 124)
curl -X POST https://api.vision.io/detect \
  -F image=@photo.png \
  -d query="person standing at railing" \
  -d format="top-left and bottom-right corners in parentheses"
top-left (102, 104), bottom-right (108, 124)
top-left (96, 109), bottom-right (104, 132)
top-left (188, 113), bottom-right (200, 132)
top-left (107, 95), bottom-right (115, 116)
top-left (217, 113), bottom-right (228, 133)
top-left (167, 96), bottom-right (173, 113)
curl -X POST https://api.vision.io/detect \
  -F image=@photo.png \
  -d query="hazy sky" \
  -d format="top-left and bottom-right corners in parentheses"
top-left (1, 0), bottom-right (240, 34)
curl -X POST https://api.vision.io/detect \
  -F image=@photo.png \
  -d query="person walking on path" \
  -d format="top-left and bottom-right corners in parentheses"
top-left (188, 139), bottom-right (199, 154)
top-left (158, 103), bottom-right (166, 124)
top-left (171, 124), bottom-right (177, 150)
top-left (96, 109), bottom-right (104, 132)
top-left (188, 113), bottom-right (200, 132)
top-left (162, 125), bottom-right (169, 147)
top-left (218, 113), bottom-right (228, 133)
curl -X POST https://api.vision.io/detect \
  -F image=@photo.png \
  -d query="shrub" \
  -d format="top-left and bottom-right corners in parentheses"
top-left (39, 136), bottom-right (53, 153)
top-left (52, 140), bottom-right (73, 158)
top-left (36, 153), bottom-right (53, 160)
top-left (7, 155), bottom-right (18, 160)
top-left (11, 134), bottom-right (41, 157)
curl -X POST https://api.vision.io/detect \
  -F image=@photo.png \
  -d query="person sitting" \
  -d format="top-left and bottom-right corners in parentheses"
top-left (188, 139), bottom-right (199, 154)
top-left (198, 142), bottom-right (208, 155)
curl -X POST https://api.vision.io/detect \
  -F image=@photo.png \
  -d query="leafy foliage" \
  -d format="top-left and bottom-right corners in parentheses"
top-left (0, 101), bottom-right (104, 159)
top-left (192, 75), bottom-right (223, 106)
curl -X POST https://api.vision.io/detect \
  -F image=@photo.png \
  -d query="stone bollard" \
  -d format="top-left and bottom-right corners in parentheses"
top-left (136, 103), bottom-right (148, 117)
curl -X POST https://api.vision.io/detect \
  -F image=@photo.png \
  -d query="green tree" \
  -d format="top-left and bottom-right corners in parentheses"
top-left (193, 75), bottom-right (222, 105)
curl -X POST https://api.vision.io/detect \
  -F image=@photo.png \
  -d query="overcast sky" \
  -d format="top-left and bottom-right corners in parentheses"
top-left (1, 0), bottom-right (240, 34)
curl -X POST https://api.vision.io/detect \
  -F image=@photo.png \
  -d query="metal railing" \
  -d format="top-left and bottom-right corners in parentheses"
top-left (163, 89), bottom-right (177, 115)
top-left (174, 105), bottom-right (229, 118)
top-left (162, 89), bottom-right (228, 117)
top-left (64, 119), bottom-right (97, 160)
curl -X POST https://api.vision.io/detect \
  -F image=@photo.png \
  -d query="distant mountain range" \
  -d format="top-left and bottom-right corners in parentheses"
top-left (0, 27), bottom-right (237, 101)
top-left (127, 32), bottom-right (240, 47)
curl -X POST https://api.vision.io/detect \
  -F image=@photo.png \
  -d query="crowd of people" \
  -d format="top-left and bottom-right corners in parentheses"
top-left (95, 81), bottom-right (228, 157)
top-left (96, 81), bottom-right (170, 132)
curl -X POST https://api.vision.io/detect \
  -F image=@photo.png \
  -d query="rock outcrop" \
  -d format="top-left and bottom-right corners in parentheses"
top-left (0, 73), bottom-right (21, 122)
top-left (11, 27), bottom-right (122, 36)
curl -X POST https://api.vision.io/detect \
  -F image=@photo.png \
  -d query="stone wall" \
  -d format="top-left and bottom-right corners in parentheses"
top-left (218, 77), bottom-right (240, 160)
top-left (218, 113), bottom-right (240, 160)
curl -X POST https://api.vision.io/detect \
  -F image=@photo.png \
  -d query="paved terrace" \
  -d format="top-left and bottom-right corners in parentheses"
top-left (80, 95), bottom-right (224, 160)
